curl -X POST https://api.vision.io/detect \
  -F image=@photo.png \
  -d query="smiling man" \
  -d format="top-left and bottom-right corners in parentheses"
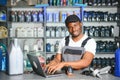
top-left (46, 14), bottom-right (96, 74)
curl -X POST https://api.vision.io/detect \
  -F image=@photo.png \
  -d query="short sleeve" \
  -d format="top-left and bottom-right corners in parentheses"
top-left (84, 38), bottom-right (96, 55)
top-left (57, 38), bottom-right (65, 54)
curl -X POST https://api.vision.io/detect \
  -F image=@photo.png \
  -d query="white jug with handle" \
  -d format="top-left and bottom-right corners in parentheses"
top-left (8, 38), bottom-right (23, 75)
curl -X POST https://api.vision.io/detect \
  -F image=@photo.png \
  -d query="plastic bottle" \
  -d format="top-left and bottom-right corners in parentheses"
top-left (37, 39), bottom-right (43, 51)
top-left (34, 27), bottom-right (37, 37)
top-left (46, 43), bottom-right (51, 52)
top-left (65, 28), bottom-right (69, 37)
top-left (61, 27), bottom-right (65, 37)
top-left (23, 41), bottom-right (30, 72)
top-left (114, 48), bottom-right (120, 77)
top-left (55, 27), bottom-right (59, 37)
top-left (25, 11), bottom-right (31, 22)
top-left (8, 39), bottom-right (23, 75)
top-left (38, 11), bottom-right (43, 22)
top-left (0, 48), bottom-right (2, 71)
top-left (33, 44), bottom-right (38, 52)
top-left (32, 11), bottom-right (38, 22)
top-left (46, 27), bottom-right (50, 37)
top-left (51, 44), bottom-right (54, 52)
top-left (2, 56), bottom-right (6, 71)
top-left (51, 28), bottom-right (55, 37)
top-left (54, 41), bottom-right (59, 52)
top-left (24, 44), bottom-right (29, 53)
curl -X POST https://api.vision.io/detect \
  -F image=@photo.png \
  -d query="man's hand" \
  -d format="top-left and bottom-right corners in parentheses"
top-left (46, 58), bottom-right (59, 68)
top-left (45, 54), bottom-right (62, 74)
top-left (47, 62), bottom-right (65, 74)
top-left (45, 58), bottom-right (59, 73)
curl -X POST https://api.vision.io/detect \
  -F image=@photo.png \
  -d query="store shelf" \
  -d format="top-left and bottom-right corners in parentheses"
top-left (9, 37), bottom-right (44, 39)
top-left (96, 52), bottom-right (114, 54)
top-left (83, 2), bottom-right (119, 57)
top-left (83, 21), bottom-right (117, 23)
top-left (85, 6), bottom-right (118, 8)
top-left (95, 53), bottom-right (114, 58)
top-left (1, 0), bottom-right (119, 73)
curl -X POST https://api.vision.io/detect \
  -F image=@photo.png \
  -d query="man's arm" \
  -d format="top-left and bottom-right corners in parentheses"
top-left (46, 53), bottom-right (62, 67)
top-left (55, 53), bottom-right (62, 62)
top-left (63, 51), bottom-right (94, 70)
top-left (46, 51), bottom-right (94, 74)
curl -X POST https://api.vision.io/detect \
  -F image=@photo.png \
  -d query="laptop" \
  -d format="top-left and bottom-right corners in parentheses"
top-left (27, 54), bottom-right (64, 78)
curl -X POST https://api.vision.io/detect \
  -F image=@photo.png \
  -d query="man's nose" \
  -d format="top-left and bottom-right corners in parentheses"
top-left (72, 27), bottom-right (76, 31)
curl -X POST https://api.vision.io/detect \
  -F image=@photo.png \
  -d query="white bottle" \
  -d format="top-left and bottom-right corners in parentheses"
top-left (55, 27), bottom-right (59, 37)
top-left (38, 27), bottom-right (44, 37)
top-left (24, 44), bottom-right (29, 53)
top-left (34, 27), bottom-right (37, 37)
top-left (65, 28), bottom-right (69, 36)
top-left (33, 44), bottom-right (38, 52)
top-left (10, 28), bottom-right (13, 37)
top-left (37, 39), bottom-right (43, 51)
top-left (46, 27), bottom-right (50, 37)
top-left (61, 27), bottom-right (65, 37)
top-left (8, 39), bottom-right (23, 75)
top-left (51, 44), bottom-right (54, 52)
top-left (54, 41), bottom-right (59, 52)
top-left (51, 28), bottom-right (55, 37)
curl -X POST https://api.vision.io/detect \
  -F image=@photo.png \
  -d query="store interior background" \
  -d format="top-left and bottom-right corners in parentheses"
top-left (0, 0), bottom-right (120, 76)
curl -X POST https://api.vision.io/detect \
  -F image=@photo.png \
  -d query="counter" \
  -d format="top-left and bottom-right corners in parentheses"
top-left (0, 71), bottom-right (120, 80)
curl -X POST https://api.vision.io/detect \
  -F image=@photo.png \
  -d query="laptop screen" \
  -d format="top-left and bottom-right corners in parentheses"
top-left (27, 54), bottom-right (46, 77)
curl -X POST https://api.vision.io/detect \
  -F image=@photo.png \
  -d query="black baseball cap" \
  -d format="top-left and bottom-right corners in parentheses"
top-left (65, 14), bottom-right (81, 27)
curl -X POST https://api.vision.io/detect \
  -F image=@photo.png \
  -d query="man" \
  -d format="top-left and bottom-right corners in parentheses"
top-left (46, 14), bottom-right (96, 74)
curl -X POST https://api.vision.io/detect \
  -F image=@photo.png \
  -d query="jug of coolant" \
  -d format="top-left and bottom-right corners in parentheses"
top-left (114, 48), bottom-right (120, 77)
top-left (7, 39), bottom-right (23, 75)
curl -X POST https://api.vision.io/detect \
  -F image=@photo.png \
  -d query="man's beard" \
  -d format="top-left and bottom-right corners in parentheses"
top-left (71, 33), bottom-right (80, 38)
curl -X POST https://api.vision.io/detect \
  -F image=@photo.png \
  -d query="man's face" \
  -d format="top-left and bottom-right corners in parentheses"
top-left (67, 21), bottom-right (82, 37)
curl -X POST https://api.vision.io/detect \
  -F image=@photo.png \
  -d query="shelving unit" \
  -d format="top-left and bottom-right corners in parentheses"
top-left (45, 5), bottom-right (87, 59)
top-left (7, 6), bottom-right (47, 71)
top-left (0, 5), bottom-right (8, 71)
top-left (6, 4), bottom-right (85, 71)
top-left (7, 7), bottom-right (45, 50)
top-left (7, 3), bottom-right (86, 69)
top-left (0, 5), bottom-right (8, 45)
top-left (5, 0), bottom-right (120, 71)
top-left (83, 5), bottom-right (119, 57)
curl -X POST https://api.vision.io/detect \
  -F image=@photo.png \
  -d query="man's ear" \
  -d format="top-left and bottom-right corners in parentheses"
top-left (79, 22), bottom-right (83, 26)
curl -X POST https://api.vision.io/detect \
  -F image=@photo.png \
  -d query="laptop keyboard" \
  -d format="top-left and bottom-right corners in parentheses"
top-left (45, 70), bottom-right (63, 75)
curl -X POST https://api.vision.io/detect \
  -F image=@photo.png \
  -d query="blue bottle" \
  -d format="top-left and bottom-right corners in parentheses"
top-left (46, 43), bottom-right (51, 52)
top-left (0, 48), bottom-right (2, 71)
top-left (114, 48), bottom-right (120, 77)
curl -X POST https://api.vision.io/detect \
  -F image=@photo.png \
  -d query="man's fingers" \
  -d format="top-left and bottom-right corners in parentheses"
top-left (47, 65), bottom-right (57, 74)
top-left (51, 69), bottom-right (57, 74)
top-left (45, 61), bottom-right (60, 74)
top-left (47, 66), bottom-right (53, 74)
